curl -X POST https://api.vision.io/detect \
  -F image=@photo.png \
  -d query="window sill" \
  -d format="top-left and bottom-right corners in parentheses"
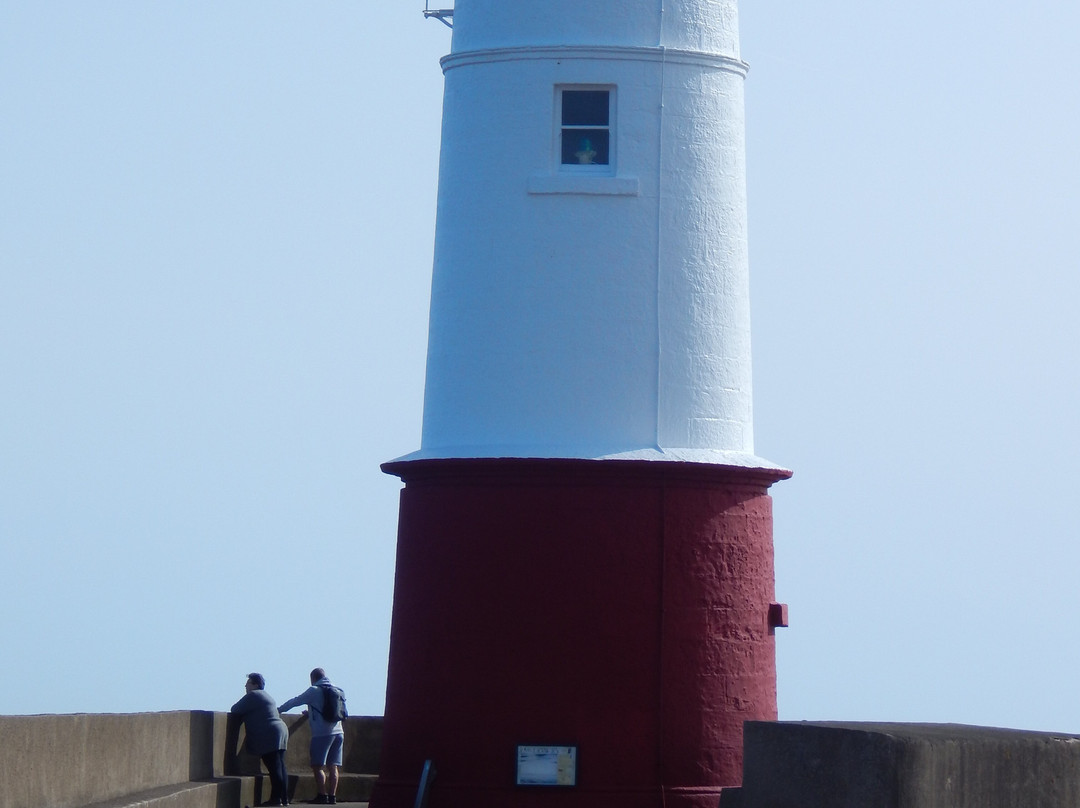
top-left (527, 174), bottom-right (640, 196)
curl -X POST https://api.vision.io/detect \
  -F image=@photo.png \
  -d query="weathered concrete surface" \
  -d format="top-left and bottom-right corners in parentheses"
top-left (227, 711), bottom-right (381, 801)
top-left (0, 712), bottom-right (380, 808)
top-left (0, 711), bottom-right (218, 808)
top-left (282, 714), bottom-right (381, 777)
top-left (223, 711), bottom-right (382, 804)
top-left (741, 721), bottom-right (1080, 808)
top-left (74, 779), bottom-right (249, 808)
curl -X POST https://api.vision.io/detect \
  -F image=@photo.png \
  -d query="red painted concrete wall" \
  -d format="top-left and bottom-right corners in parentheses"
top-left (371, 458), bottom-right (787, 808)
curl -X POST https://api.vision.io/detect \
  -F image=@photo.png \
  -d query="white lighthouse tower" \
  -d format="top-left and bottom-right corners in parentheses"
top-left (375, 2), bottom-right (789, 807)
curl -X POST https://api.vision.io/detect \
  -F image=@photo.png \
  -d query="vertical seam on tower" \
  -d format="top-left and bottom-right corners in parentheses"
top-left (654, 0), bottom-right (667, 454)
top-left (656, 8), bottom-right (669, 803)
top-left (657, 481), bottom-right (668, 808)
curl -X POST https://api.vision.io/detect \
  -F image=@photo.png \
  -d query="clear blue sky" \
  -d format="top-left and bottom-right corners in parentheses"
top-left (2, 2), bottom-right (1078, 730)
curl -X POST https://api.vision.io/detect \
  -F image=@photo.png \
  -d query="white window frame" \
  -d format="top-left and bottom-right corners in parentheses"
top-left (528, 83), bottom-right (637, 196)
top-left (556, 85), bottom-right (615, 175)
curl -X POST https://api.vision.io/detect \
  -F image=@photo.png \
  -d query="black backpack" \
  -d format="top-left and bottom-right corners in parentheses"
top-left (318, 685), bottom-right (348, 722)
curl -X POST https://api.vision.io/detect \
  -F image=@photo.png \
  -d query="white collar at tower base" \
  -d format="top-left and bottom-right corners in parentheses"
top-left (388, 446), bottom-right (789, 475)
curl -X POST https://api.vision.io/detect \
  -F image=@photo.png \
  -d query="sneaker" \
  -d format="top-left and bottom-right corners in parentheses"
top-left (328, 799), bottom-right (337, 805)
top-left (306, 797), bottom-right (328, 805)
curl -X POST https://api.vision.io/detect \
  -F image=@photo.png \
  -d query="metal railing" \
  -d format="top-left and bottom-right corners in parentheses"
top-left (423, 0), bottom-right (453, 28)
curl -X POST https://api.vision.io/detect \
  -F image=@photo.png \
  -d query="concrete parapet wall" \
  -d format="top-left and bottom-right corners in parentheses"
top-left (8, 712), bottom-right (1080, 807)
top-left (284, 713), bottom-right (380, 776)
top-left (0, 712), bottom-right (381, 808)
top-left (227, 713), bottom-right (381, 778)
top-left (740, 721), bottom-right (1080, 808)
top-left (0, 711), bottom-right (218, 808)
top-left (229, 713), bottom-right (382, 803)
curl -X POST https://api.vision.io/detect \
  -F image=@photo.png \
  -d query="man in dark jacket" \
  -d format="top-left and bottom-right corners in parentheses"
top-left (231, 672), bottom-right (290, 806)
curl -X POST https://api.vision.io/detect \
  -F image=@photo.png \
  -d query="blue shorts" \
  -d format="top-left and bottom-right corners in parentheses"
top-left (310, 733), bottom-right (344, 767)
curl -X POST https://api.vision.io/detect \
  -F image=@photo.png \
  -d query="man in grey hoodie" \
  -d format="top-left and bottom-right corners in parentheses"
top-left (278, 667), bottom-right (346, 805)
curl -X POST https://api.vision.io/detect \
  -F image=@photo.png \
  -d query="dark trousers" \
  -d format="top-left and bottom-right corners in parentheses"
top-left (260, 749), bottom-right (289, 805)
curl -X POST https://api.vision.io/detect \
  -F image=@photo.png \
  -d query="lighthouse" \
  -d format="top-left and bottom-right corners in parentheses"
top-left (373, 2), bottom-right (789, 807)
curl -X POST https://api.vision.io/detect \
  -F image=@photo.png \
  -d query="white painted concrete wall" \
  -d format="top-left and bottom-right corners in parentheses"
top-left (408, 0), bottom-right (779, 468)
top-left (451, 0), bottom-right (741, 56)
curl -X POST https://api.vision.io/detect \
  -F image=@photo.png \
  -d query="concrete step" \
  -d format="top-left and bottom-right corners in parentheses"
top-left (76, 777), bottom-right (377, 808)
top-left (80, 778), bottom-right (253, 808)
top-left (253, 773), bottom-right (377, 805)
top-left (248, 802), bottom-right (368, 808)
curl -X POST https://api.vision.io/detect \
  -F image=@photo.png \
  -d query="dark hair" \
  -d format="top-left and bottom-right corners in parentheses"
top-left (309, 667), bottom-right (326, 684)
top-left (247, 672), bottom-right (265, 690)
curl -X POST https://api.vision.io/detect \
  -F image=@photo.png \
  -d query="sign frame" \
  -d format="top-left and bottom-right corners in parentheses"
top-left (515, 745), bottom-right (578, 787)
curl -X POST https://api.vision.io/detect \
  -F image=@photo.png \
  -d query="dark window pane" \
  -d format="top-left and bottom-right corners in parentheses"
top-left (562, 91), bottom-right (609, 126)
top-left (561, 129), bottom-right (609, 165)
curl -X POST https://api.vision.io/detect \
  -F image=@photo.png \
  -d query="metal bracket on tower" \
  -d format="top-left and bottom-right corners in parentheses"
top-left (423, 0), bottom-right (453, 28)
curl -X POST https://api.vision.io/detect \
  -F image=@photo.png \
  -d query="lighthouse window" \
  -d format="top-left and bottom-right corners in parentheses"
top-left (560, 89), bottom-right (610, 166)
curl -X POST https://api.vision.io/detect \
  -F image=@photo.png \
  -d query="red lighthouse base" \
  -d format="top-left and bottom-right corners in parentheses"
top-left (371, 457), bottom-right (789, 808)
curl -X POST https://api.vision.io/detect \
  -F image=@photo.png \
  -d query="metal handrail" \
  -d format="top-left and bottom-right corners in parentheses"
top-left (423, 1), bottom-right (453, 28)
